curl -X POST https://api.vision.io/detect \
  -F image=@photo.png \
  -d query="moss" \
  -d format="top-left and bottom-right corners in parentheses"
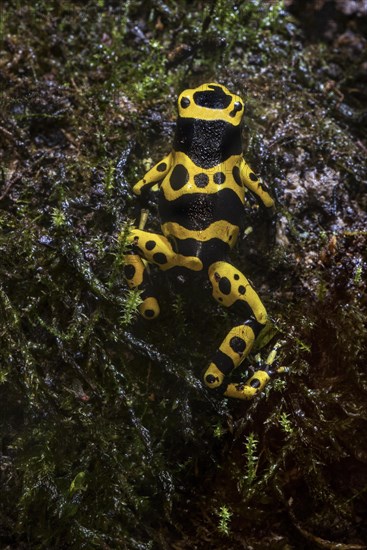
top-left (1, 0), bottom-right (367, 548)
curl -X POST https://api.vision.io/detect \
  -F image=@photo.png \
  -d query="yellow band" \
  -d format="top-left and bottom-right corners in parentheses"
top-left (161, 220), bottom-right (239, 246)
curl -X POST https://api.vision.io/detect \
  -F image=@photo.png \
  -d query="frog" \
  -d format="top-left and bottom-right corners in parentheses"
top-left (124, 82), bottom-right (277, 400)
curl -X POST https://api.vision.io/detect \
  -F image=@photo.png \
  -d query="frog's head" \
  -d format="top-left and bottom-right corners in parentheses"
top-left (177, 83), bottom-right (244, 125)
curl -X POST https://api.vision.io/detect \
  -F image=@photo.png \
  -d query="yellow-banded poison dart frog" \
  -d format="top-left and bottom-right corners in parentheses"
top-left (124, 83), bottom-right (276, 400)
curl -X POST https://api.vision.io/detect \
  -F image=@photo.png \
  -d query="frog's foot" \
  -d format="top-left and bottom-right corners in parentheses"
top-left (224, 343), bottom-right (283, 400)
top-left (128, 229), bottom-right (202, 272)
top-left (224, 371), bottom-right (270, 400)
top-left (204, 323), bottom-right (257, 390)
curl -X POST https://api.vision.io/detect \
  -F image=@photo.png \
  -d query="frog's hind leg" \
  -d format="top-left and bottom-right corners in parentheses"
top-left (124, 252), bottom-right (160, 320)
top-left (225, 342), bottom-right (283, 399)
top-left (124, 227), bottom-right (203, 319)
top-left (204, 260), bottom-right (269, 400)
top-left (128, 229), bottom-right (203, 272)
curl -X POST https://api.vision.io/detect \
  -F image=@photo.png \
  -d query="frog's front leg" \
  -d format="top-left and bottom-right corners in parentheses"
top-left (132, 153), bottom-right (173, 196)
top-left (239, 158), bottom-right (275, 211)
top-left (204, 260), bottom-right (270, 400)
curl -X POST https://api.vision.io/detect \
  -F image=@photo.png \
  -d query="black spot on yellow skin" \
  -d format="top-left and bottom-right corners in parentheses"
top-left (218, 276), bottom-right (231, 295)
top-left (144, 309), bottom-right (155, 318)
top-left (205, 374), bottom-right (218, 385)
top-left (232, 165), bottom-right (242, 186)
top-left (249, 172), bottom-right (258, 181)
top-left (170, 164), bottom-right (189, 191)
top-left (140, 296), bottom-right (160, 320)
top-left (157, 162), bottom-right (167, 172)
top-left (153, 252), bottom-right (168, 264)
top-left (250, 378), bottom-right (261, 388)
top-left (234, 274), bottom-right (240, 280)
top-left (145, 240), bottom-right (156, 251)
top-left (230, 336), bottom-right (246, 354)
top-left (124, 264), bottom-right (136, 279)
top-left (194, 173), bottom-right (209, 188)
top-left (238, 285), bottom-right (246, 295)
top-left (213, 172), bottom-right (226, 184)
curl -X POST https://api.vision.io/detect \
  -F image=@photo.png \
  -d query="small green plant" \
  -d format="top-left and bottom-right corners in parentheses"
top-left (213, 422), bottom-right (226, 439)
top-left (120, 288), bottom-right (142, 326)
top-left (271, 377), bottom-right (287, 393)
top-left (0, 368), bottom-right (9, 384)
top-left (216, 505), bottom-right (232, 536)
top-left (279, 412), bottom-right (293, 435)
top-left (238, 432), bottom-right (259, 495)
top-left (116, 219), bottom-right (136, 259)
top-left (319, 230), bottom-right (328, 242)
top-left (244, 432), bottom-right (259, 485)
top-left (51, 207), bottom-right (67, 228)
top-left (132, 40), bottom-right (168, 102)
top-left (295, 337), bottom-right (311, 353)
top-left (109, 219), bottom-right (136, 290)
top-left (172, 294), bottom-right (188, 337)
top-left (260, 0), bottom-right (285, 29)
top-left (353, 260), bottom-right (363, 285)
top-left (103, 160), bottom-right (116, 195)
top-left (69, 471), bottom-right (88, 495)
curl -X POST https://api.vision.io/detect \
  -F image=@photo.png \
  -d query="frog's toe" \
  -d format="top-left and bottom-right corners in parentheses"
top-left (139, 296), bottom-right (160, 320)
top-left (203, 363), bottom-right (225, 389)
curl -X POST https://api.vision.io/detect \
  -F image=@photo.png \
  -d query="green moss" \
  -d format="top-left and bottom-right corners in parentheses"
top-left (1, 0), bottom-right (367, 548)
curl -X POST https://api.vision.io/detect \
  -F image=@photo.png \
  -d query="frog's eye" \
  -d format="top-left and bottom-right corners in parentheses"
top-left (229, 101), bottom-right (243, 117)
top-left (180, 97), bottom-right (190, 108)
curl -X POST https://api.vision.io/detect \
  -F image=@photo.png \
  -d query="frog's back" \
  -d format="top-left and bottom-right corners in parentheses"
top-left (158, 83), bottom-right (246, 262)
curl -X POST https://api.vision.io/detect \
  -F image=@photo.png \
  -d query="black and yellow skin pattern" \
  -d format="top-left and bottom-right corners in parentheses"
top-left (124, 83), bottom-right (276, 400)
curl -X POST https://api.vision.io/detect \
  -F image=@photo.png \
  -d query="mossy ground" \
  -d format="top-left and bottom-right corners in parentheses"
top-left (1, 1), bottom-right (366, 548)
